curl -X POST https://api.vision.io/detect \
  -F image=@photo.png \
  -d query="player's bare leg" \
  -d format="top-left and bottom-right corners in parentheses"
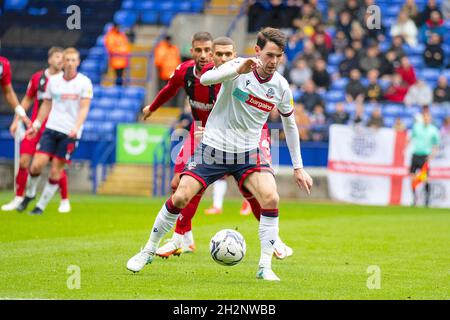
top-left (2, 154), bottom-right (32, 211)
top-left (17, 153), bottom-right (50, 212)
top-left (205, 179), bottom-right (227, 215)
top-left (30, 158), bottom-right (65, 215)
top-left (243, 171), bottom-right (281, 281)
top-left (127, 175), bottom-right (203, 272)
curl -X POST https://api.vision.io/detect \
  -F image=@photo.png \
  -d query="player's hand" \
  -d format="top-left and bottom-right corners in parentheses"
top-left (26, 127), bottom-right (38, 139)
top-left (9, 119), bottom-right (18, 137)
top-left (142, 105), bottom-right (152, 120)
top-left (237, 57), bottom-right (263, 75)
top-left (21, 115), bottom-right (32, 129)
top-left (68, 129), bottom-right (78, 139)
top-left (294, 168), bottom-right (313, 195)
top-left (194, 126), bottom-right (204, 142)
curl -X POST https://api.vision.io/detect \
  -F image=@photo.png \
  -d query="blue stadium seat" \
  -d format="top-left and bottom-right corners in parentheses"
top-left (190, 0), bottom-right (204, 12)
top-left (403, 43), bottom-right (425, 55)
top-left (101, 86), bottom-right (122, 99)
top-left (419, 68), bottom-right (441, 82)
top-left (114, 10), bottom-right (137, 28)
top-left (160, 1), bottom-right (176, 11)
top-left (141, 12), bottom-right (158, 24)
top-left (4, 0), bottom-right (28, 11)
top-left (383, 104), bottom-right (405, 117)
top-left (81, 60), bottom-right (99, 73)
top-left (122, 0), bottom-right (136, 10)
top-left (107, 109), bottom-right (136, 122)
top-left (328, 53), bottom-right (344, 66)
top-left (408, 56), bottom-right (424, 68)
top-left (93, 85), bottom-right (103, 99)
top-left (117, 99), bottom-right (139, 110)
top-left (384, 117), bottom-right (396, 127)
top-left (330, 77), bottom-right (348, 90)
top-left (160, 12), bottom-right (176, 26)
top-left (87, 109), bottom-right (107, 121)
top-left (96, 35), bottom-right (105, 46)
top-left (137, 0), bottom-right (160, 11)
top-left (178, 1), bottom-right (192, 13)
top-left (123, 86), bottom-right (146, 101)
top-left (97, 98), bottom-right (116, 109)
top-left (325, 90), bottom-right (345, 103)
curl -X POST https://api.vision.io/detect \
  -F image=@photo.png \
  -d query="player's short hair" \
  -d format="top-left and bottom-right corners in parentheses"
top-left (63, 47), bottom-right (80, 58)
top-left (191, 32), bottom-right (213, 45)
top-left (213, 37), bottom-right (235, 49)
top-left (48, 46), bottom-right (64, 58)
top-left (256, 27), bottom-right (287, 51)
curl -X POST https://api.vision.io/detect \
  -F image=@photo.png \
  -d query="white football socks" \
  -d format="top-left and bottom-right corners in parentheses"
top-left (144, 202), bottom-right (179, 254)
top-left (36, 180), bottom-right (59, 210)
top-left (258, 215), bottom-right (279, 269)
top-left (26, 174), bottom-right (41, 198)
top-left (212, 179), bottom-right (227, 209)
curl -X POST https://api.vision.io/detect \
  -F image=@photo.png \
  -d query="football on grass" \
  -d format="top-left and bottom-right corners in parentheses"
top-left (210, 229), bottom-right (246, 266)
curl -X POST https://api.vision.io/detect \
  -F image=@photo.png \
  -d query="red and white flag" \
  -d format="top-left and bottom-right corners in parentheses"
top-left (327, 124), bottom-right (450, 208)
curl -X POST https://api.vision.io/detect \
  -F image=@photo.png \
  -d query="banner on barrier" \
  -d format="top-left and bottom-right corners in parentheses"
top-left (327, 124), bottom-right (450, 208)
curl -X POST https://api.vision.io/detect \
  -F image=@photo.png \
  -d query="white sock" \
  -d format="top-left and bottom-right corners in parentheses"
top-left (183, 230), bottom-right (194, 245)
top-left (171, 232), bottom-right (183, 247)
top-left (258, 215), bottom-right (279, 269)
top-left (36, 180), bottom-right (59, 210)
top-left (26, 174), bottom-right (41, 198)
top-left (143, 203), bottom-right (179, 254)
top-left (213, 179), bottom-right (227, 209)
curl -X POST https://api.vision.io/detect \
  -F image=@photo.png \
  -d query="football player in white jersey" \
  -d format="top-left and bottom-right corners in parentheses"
top-left (127, 28), bottom-right (312, 281)
top-left (25, 47), bottom-right (93, 215)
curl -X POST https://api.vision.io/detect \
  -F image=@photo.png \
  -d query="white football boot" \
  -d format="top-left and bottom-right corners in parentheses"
top-left (256, 267), bottom-right (281, 281)
top-left (58, 199), bottom-right (71, 213)
top-left (1, 196), bottom-right (24, 211)
top-left (126, 250), bottom-right (154, 273)
top-left (273, 237), bottom-right (294, 260)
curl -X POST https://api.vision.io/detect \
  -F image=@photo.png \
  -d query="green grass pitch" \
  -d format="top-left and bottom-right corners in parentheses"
top-left (0, 192), bottom-right (448, 300)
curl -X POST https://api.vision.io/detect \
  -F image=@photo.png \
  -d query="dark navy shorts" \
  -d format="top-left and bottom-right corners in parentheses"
top-left (36, 128), bottom-right (78, 163)
top-left (180, 143), bottom-right (273, 190)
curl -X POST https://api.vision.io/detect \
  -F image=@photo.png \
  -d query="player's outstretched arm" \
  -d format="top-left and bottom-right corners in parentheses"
top-left (26, 98), bottom-right (52, 138)
top-left (9, 95), bottom-right (34, 136)
top-left (200, 58), bottom-right (262, 86)
top-left (280, 112), bottom-right (313, 194)
top-left (2, 84), bottom-right (31, 128)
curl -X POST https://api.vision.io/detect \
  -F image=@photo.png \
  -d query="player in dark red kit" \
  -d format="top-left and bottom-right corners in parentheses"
top-left (1, 47), bottom-right (71, 213)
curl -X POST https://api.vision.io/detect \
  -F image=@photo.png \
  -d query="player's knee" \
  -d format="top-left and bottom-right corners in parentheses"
top-left (260, 192), bottom-right (279, 209)
top-left (29, 162), bottom-right (42, 176)
top-left (19, 156), bottom-right (31, 169)
top-left (172, 188), bottom-right (191, 209)
top-left (171, 175), bottom-right (180, 193)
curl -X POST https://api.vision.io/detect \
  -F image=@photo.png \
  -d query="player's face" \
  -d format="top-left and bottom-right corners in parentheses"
top-left (191, 40), bottom-right (212, 71)
top-left (48, 52), bottom-right (63, 72)
top-left (63, 53), bottom-right (80, 73)
top-left (212, 44), bottom-right (236, 67)
top-left (255, 41), bottom-right (283, 76)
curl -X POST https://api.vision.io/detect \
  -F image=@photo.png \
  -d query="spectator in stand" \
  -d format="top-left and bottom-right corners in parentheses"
top-left (298, 40), bottom-right (321, 68)
top-left (154, 35), bottom-right (182, 90)
top-left (351, 39), bottom-right (364, 60)
top-left (419, 0), bottom-right (442, 26)
top-left (312, 58), bottom-right (331, 91)
top-left (264, 0), bottom-right (291, 29)
top-left (104, 23), bottom-right (131, 86)
top-left (420, 10), bottom-right (446, 43)
top-left (442, 0), bottom-right (450, 19)
top-left (365, 69), bottom-right (383, 102)
top-left (333, 30), bottom-right (349, 54)
top-left (292, 3), bottom-right (322, 37)
top-left (310, 104), bottom-right (329, 141)
top-left (339, 47), bottom-right (359, 78)
top-left (298, 80), bottom-right (324, 112)
top-left (247, 0), bottom-right (267, 32)
top-left (423, 33), bottom-right (445, 68)
top-left (379, 50), bottom-right (398, 79)
top-left (384, 73), bottom-right (409, 103)
top-left (311, 29), bottom-right (331, 62)
top-left (330, 102), bottom-right (350, 124)
top-left (358, 44), bottom-right (382, 76)
top-left (433, 75), bottom-right (450, 104)
top-left (343, 0), bottom-right (360, 20)
top-left (388, 36), bottom-right (407, 62)
top-left (402, 0), bottom-right (421, 26)
top-left (367, 107), bottom-right (385, 129)
top-left (396, 56), bottom-right (417, 87)
top-left (361, 10), bottom-right (386, 44)
top-left (390, 9), bottom-right (419, 47)
top-left (404, 80), bottom-right (433, 107)
top-left (441, 116), bottom-right (450, 138)
top-left (336, 10), bottom-right (353, 41)
top-left (394, 117), bottom-right (407, 132)
top-left (351, 102), bottom-right (366, 125)
top-left (345, 68), bottom-right (366, 103)
top-left (284, 32), bottom-right (305, 64)
top-left (294, 102), bottom-right (311, 141)
top-left (289, 58), bottom-right (312, 89)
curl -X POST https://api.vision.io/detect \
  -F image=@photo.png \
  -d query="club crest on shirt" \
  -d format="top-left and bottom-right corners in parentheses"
top-left (266, 88), bottom-right (275, 99)
top-left (187, 161), bottom-right (197, 170)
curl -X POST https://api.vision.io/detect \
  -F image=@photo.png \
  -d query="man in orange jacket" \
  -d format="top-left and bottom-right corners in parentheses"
top-left (104, 23), bottom-right (131, 86)
top-left (154, 35), bottom-right (181, 91)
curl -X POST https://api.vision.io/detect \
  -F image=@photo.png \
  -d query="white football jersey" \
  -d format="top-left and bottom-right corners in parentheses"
top-left (202, 58), bottom-right (294, 153)
top-left (43, 72), bottom-right (93, 138)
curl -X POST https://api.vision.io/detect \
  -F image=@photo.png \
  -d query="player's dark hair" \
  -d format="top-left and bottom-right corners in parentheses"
top-left (256, 27), bottom-right (287, 51)
top-left (213, 36), bottom-right (235, 48)
top-left (48, 46), bottom-right (64, 58)
top-left (191, 32), bottom-right (213, 45)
